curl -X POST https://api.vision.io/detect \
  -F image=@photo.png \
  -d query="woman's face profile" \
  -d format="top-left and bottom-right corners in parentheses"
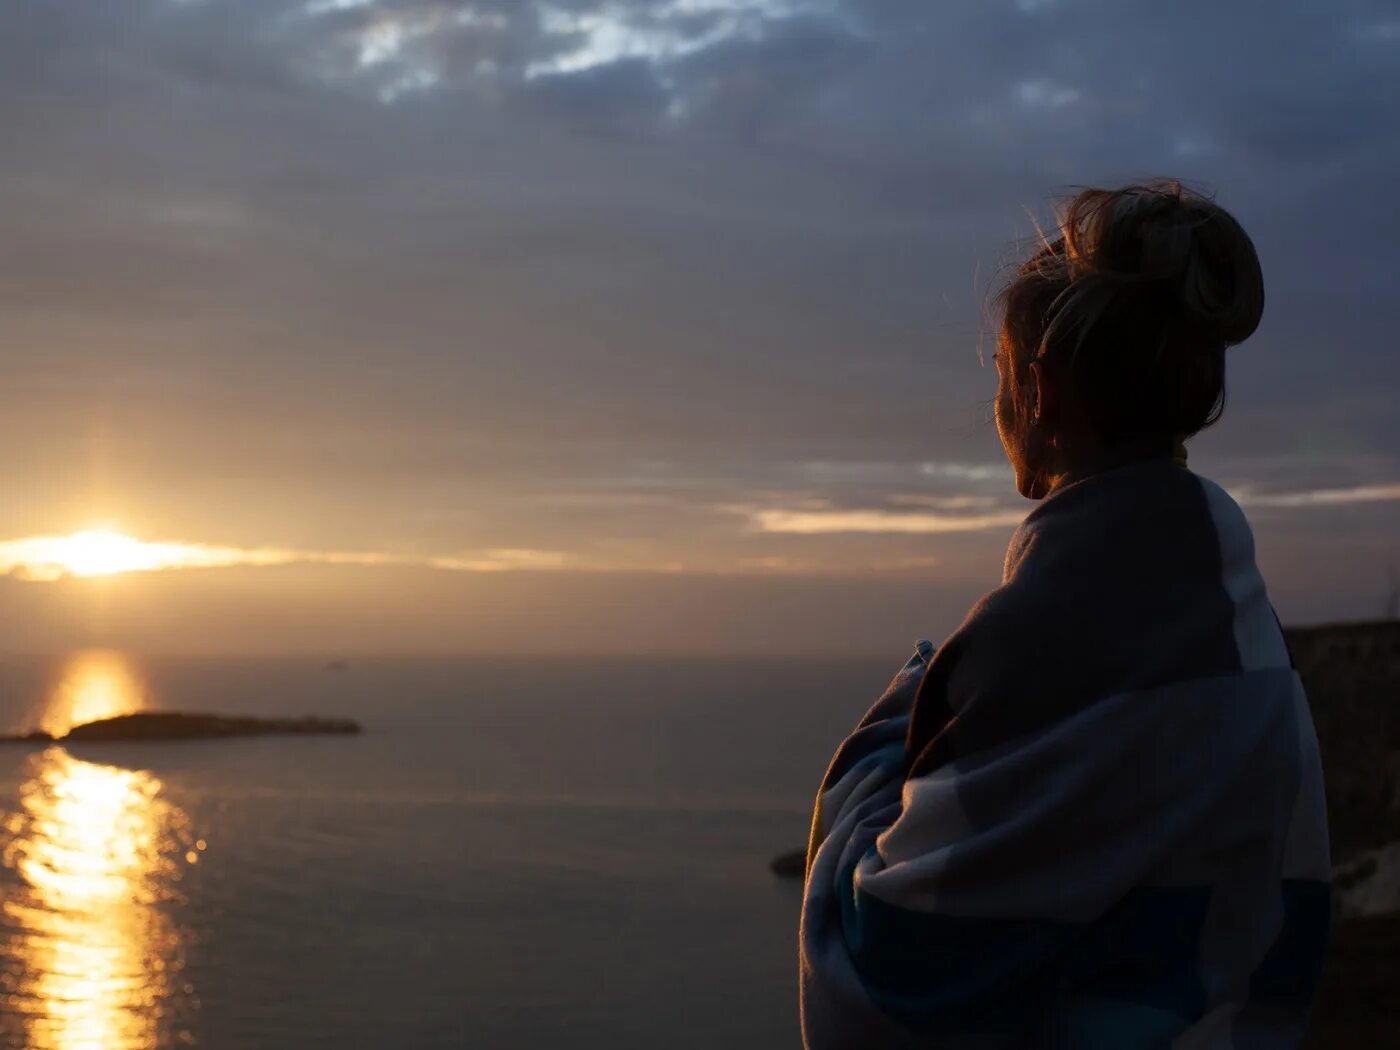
top-left (993, 335), bottom-right (1032, 498)
top-left (994, 322), bottom-right (1061, 500)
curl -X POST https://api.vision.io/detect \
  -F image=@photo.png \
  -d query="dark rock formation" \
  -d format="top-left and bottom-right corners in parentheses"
top-left (1301, 914), bottom-right (1400, 1048)
top-left (1288, 619), bottom-right (1400, 1029)
top-left (0, 711), bottom-right (361, 743)
top-left (1286, 619), bottom-right (1400, 862)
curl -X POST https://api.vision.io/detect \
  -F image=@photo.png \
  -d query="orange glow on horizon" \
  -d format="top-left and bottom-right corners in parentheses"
top-left (0, 529), bottom-right (201, 582)
top-left (46, 530), bottom-right (164, 577)
top-left (38, 650), bottom-right (149, 738)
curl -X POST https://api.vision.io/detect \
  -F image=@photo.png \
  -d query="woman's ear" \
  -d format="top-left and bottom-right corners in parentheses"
top-left (1029, 359), bottom-right (1052, 427)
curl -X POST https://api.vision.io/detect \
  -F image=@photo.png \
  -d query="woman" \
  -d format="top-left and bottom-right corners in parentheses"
top-left (800, 182), bottom-right (1330, 1049)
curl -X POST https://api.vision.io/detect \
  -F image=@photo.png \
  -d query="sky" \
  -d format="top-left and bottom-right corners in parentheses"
top-left (0, 0), bottom-right (1397, 656)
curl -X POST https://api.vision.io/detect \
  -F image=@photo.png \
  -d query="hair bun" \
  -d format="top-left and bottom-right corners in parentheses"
top-left (1060, 181), bottom-right (1264, 346)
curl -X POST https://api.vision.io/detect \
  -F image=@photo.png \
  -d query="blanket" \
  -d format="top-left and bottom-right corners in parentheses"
top-left (800, 457), bottom-right (1331, 1049)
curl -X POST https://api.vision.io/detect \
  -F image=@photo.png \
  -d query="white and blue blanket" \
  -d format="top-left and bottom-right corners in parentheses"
top-left (800, 457), bottom-right (1331, 1049)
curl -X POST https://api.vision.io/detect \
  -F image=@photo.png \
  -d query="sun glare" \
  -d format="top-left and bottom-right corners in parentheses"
top-left (49, 529), bottom-right (165, 577)
top-left (40, 650), bottom-right (149, 736)
top-left (0, 529), bottom-right (211, 582)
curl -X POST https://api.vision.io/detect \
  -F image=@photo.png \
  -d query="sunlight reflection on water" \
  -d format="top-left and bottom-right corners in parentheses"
top-left (0, 653), bottom-right (201, 1049)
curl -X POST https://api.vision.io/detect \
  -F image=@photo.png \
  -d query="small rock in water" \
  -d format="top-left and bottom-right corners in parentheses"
top-left (770, 849), bottom-right (806, 879)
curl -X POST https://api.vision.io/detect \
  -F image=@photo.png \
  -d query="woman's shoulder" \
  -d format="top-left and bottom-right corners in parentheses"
top-left (1016, 459), bottom-right (1254, 555)
top-left (1185, 470), bottom-right (1260, 561)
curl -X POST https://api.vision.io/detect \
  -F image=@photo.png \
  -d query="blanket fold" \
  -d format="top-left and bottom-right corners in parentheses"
top-left (800, 458), bottom-right (1330, 1049)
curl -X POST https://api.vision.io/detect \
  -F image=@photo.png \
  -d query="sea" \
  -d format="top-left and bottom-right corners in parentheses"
top-left (0, 649), bottom-right (900, 1050)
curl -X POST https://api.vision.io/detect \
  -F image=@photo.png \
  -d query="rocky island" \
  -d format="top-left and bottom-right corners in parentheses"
top-left (0, 711), bottom-right (361, 743)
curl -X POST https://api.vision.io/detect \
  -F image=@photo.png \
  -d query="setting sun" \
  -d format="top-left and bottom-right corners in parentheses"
top-left (0, 528), bottom-right (250, 582)
top-left (46, 529), bottom-right (167, 577)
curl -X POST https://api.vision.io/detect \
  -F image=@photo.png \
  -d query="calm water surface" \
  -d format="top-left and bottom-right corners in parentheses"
top-left (0, 650), bottom-right (896, 1049)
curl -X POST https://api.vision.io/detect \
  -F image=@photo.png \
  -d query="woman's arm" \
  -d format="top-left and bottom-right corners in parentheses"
top-left (804, 640), bottom-right (934, 879)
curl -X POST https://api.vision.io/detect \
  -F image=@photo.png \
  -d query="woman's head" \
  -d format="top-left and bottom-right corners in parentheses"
top-left (993, 180), bottom-right (1265, 498)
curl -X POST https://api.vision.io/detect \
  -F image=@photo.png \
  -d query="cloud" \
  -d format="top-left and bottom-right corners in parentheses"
top-left (0, 526), bottom-right (968, 582)
top-left (737, 552), bottom-right (941, 574)
top-left (283, 0), bottom-right (852, 108)
top-left (0, 0), bottom-right (1398, 647)
top-left (749, 478), bottom-right (1400, 537)
top-left (0, 530), bottom-right (582, 583)
top-left (1015, 78), bottom-right (1081, 110)
top-left (918, 463), bottom-right (1012, 483)
top-left (1234, 483), bottom-right (1400, 510)
top-left (429, 547), bottom-right (572, 572)
top-left (526, 1), bottom-right (836, 79)
top-left (748, 507), bottom-right (1026, 534)
top-left (887, 493), bottom-right (1001, 510)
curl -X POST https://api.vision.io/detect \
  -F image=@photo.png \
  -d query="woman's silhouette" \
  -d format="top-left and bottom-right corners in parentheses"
top-left (800, 181), bottom-right (1330, 1049)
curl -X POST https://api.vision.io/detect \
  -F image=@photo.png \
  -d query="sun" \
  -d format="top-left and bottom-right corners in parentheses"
top-left (46, 529), bottom-right (167, 577)
top-left (0, 528), bottom-right (242, 581)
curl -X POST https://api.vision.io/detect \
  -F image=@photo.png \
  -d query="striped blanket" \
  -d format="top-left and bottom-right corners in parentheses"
top-left (800, 458), bottom-right (1331, 1049)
